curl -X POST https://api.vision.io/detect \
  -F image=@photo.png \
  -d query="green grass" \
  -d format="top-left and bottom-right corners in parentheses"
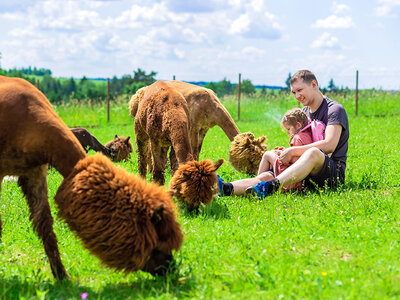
top-left (1, 91), bottom-right (400, 299)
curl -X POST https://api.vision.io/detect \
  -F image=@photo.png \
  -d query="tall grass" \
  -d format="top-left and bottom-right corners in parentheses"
top-left (1, 90), bottom-right (400, 299)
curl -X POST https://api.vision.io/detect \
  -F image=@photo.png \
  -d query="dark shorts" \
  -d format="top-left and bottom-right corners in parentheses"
top-left (304, 152), bottom-right (346, 189)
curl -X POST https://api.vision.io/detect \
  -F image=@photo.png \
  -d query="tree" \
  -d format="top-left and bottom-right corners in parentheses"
top-left (285, 72), bottom-right (292, 90)
top-left (328, 78), bottom-right (336, 92)
top-left (132, 68), bottom-right (157, 85)
top-left (240, 79), bottom-right (256, 95)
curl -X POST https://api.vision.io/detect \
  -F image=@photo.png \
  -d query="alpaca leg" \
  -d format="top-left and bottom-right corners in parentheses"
top-left (151, 144), bottom-right (169, 185)
top-left (135, 125), bottom-right (149, 178)
top-left (169, 148), bottom-right (179, 174)
top-left (0, 178), bottom-right (2, 241)
top-left (195, 128), bottom-right (208, 161)
top-left (18, 165), bottom-right (68, 281)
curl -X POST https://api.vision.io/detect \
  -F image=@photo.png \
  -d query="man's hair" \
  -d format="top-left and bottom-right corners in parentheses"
top-left (290, 70), bottom-right (318, 85)
top-left (281, 107), bottom-right (309, 130)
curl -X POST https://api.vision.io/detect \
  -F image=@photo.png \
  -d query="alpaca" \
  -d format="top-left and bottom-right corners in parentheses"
top-left (105, 135), bottom-right (133, 162)
top-left (134, 80), bottom-right (194, 185)
top-left (129, 81), bottom-right (240, 169)
top-left (70, 127), bottom-right (111, 157)
top-left (0, 76), bottom-right (183, 280)
top-left (169, 159), bottom-right (224, 212)
top-left (229, 132), bottom-right (267, 175)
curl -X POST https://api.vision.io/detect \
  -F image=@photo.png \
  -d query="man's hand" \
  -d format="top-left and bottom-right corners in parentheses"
top-left (278, 147), bottom-right (298, 165)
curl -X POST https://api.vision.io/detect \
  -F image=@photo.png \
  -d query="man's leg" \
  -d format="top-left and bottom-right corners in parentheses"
top-left (218, 171), bottom-right (274, 196)
top-left (276, 147), bottom-right (326, 187)
top-left (246, 147), bottom-right (326, 198)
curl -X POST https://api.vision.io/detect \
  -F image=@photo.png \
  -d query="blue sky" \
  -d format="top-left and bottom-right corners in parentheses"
top-left (0, 0), bottom-right (399, 89)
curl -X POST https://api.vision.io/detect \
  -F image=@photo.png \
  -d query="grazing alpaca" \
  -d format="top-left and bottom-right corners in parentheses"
top-left (129, 81), bottom-right (239, 167)
top-left (70, 127), bottom-right (111, 157)
top-left (0, 76), bottom-right (183, 280)
top-left (169, 159), bottom-right (224, 212)
top-left (229, 132), bottom-right (267, 175)
top-left (105, 135), bottom-right (133, 162)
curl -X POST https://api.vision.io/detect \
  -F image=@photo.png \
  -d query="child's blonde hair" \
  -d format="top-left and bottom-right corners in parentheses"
top-left (281, 108), bottom-right (309, 132)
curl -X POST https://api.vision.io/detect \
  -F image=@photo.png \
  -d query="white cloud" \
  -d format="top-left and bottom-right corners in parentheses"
top-left (332, 2), bottom-right (350, 14)
top-left (312, 15), bottom-right (355, 29)
top-left (375, 0), bottom-right (400, 16)
top-left (311, 32), bottom-right (341, 49)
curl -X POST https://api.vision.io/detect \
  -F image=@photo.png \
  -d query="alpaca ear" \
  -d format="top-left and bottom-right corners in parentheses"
top-left (125, 136), bottom-right (131, 144)
top-left (151, 204), bottom-right (164, 225)
top-left (257, 136), bottom-right (266, 144)
top-left (242, 137), bottom-right (251, 146)
top-left (115, 134), bottom-right (118, 139)
top-left (213, 158), bottom-right (224, 171)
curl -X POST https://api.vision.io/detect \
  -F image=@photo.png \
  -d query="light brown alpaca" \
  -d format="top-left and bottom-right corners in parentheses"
top-left (0, 76), bottom-right (183, 280)
top-left (229, 132), bottom-right (267, 175)
top-left (169, 159), bottom-right (224, 212)
top-left (129, 81), bottom-right (240, 168)
top-left (105, 135), bottom-right (133, 162)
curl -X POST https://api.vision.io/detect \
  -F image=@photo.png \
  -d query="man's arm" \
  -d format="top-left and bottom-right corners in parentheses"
top-left (278, 124), bottom-right (342, 165)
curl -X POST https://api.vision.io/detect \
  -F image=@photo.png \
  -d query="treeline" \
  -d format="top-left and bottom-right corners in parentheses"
top-left (0, 67), bottom-right (157, 104)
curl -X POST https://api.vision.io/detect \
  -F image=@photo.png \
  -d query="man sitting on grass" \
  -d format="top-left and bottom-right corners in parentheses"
top-left (218, 69), bottom-right (349, 198)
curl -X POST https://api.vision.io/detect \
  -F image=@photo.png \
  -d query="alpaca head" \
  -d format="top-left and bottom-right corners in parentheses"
top-left (169, 159), bottom-right (224, 213)
top-left (54, 154), bottom-right (184, 276)
top-left (229, 132), bottom-right (267, 175)
top-left (105, 135), bottom-right (133, 162)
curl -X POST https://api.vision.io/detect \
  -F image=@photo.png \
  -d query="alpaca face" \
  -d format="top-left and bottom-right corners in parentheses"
top-left (105, 135), bottom-right (133, 162)
top-left (141, 249), bottom-right (174, 276)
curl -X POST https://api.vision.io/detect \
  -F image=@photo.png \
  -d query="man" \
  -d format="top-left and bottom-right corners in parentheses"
top-left (218, 70), bottom-right (349, 198)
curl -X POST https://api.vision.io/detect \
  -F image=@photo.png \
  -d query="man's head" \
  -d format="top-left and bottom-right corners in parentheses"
top-left (290, 70), bottom-right (321, 108)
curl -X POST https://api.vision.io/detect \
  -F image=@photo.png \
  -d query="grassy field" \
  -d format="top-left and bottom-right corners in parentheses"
top-left (1, 91), bottom-right (400, 299)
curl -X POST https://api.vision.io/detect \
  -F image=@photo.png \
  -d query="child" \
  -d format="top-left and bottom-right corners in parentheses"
top-left (256, 107), bottom-right (313, 191)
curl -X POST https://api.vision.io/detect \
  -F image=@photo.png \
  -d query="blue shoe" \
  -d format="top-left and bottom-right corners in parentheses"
top-left (245, 180), bottom-right (274, 199)
top-left (217, 175), bottom-right (224, 197)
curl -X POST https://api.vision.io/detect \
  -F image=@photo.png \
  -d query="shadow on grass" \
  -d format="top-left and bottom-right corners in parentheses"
top-left (178, 200), bottom-right (231, 219)
top-left (0, 265), bottom-right (197, 299)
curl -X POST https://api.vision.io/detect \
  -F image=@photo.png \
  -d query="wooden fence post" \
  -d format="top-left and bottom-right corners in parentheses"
top-left (355, 70), bottom-right (359, 116)
top-left (107, 78), bottom-right (110, 122)
top-left (36, 79), bottom-right (40, 89)
top-left (237, 73), bottom-right (241, 121)
top-left (173, 75), bottom-right (176, 80)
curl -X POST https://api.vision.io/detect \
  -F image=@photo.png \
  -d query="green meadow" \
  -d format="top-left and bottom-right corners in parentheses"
top-left (1, 90), bottom-right (400, 299)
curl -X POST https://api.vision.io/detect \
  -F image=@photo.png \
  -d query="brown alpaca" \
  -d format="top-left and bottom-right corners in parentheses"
top-left (55, 154), bottom-right (183, 274)
top-left (134, 80), bottom-right (194, 185)
top-left (229, 132), bottom-right (267, 175)
top-left (70, 127), bottom-right (111, 157)
top-left (0, 76), bottom-right (183, 280)
top-left (129, 81), bottom-right (240, 167)
top-left (169, 159), bottom-right (224, 212)
top-left (105, 135), bottom-right (133, 162)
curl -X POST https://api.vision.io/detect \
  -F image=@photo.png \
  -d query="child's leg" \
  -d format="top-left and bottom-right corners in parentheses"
top-left (257, 151), bottom-right (278, 175)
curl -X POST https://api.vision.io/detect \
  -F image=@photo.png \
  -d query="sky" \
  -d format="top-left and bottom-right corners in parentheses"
top-left (0, 0), bottom-right (399, 89)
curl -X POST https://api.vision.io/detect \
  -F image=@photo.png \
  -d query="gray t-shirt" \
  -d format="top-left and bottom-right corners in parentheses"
top-left (303, 96), bottom-right (349, 166)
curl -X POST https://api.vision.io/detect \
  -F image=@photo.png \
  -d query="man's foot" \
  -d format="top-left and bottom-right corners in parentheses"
top-left (245, 178), bottom-right (280, 199)
top-left (217, 175), bottom-right (224, 197)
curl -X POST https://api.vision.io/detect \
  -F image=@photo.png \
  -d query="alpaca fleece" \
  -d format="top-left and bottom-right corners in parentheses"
top-left (55, 154), bottom-right (183, 273)
top-left (169, 159), bottom-right (224, 212)
top-left (105, 135), bottom-right (133, 162)
top-left (229, 132), bottom-right (267, 175)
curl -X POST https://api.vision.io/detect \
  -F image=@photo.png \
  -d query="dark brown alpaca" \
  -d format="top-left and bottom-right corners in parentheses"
top-left (229, 132), bottom-right (267, 175)
top-left (70, 127), bottom-right (111, 157)
top-left (105, 135), bottom-right (133, 162)
top-left (0, 76), bottom-right (183, 280)
top-left (169, 159), bottom-right (224, 212)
